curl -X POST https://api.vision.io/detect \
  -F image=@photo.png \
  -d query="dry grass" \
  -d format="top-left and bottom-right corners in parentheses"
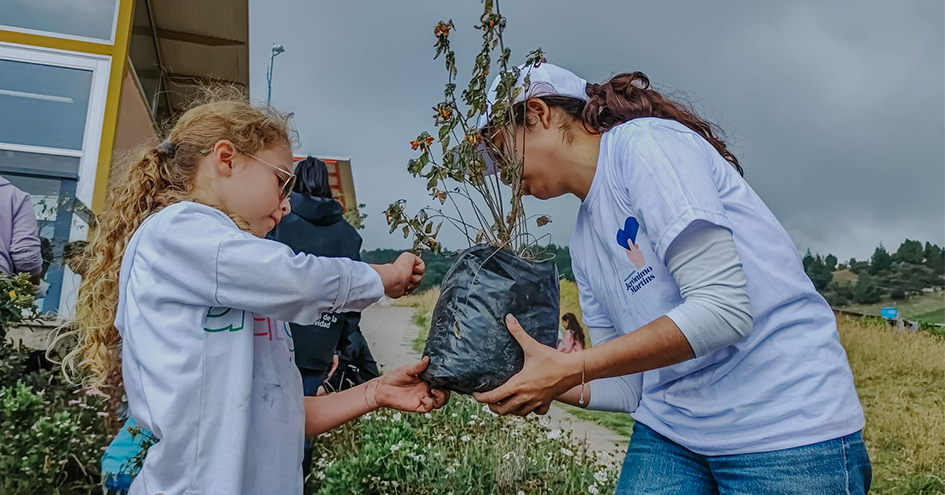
top-left (833, 268), bottom-right (859, 287)
top-left (838, 316), bottom-right (945, 491)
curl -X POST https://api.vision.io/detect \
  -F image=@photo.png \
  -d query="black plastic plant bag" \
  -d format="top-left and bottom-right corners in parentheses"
top-left (420, 244), bottom-right (560, 394)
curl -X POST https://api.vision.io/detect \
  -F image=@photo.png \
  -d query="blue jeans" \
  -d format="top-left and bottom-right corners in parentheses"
top-left (616, 423), bottom-right (871, 495)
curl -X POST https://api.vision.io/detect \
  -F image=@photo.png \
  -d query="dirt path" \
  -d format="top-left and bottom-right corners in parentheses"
top-left (360, 303), bottom-right (628, 462)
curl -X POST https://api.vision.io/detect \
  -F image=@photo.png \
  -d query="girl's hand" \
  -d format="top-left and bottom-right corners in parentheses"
top-left (474, 315), bottom-right (581, 416)
top-left (374, 357), bottom-right (450, 413)
top-left (372, 252), bottom-right (425, 298)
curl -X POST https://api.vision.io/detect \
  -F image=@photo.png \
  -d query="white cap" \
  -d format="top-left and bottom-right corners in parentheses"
top-left (476, 62), bottom-right (588, 173)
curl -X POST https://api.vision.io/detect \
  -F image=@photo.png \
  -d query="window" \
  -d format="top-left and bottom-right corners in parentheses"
top-left (0, 0), bottom-right (120, 43)
top-left (0, 44), bottom-right (109, 313)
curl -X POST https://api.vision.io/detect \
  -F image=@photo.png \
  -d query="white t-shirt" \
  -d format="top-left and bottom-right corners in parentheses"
top-left (116, 202), bottom-right (384, 494)
top-left (570, 118), bottom-right (865, 455)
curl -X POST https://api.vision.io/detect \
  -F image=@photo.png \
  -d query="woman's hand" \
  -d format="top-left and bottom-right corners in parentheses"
top-left (372, 252), bottom-right (425, 298)
top-left (474, 315), bottom-right (582, 416)
top-left (374, 357), bottom-right (450, 413)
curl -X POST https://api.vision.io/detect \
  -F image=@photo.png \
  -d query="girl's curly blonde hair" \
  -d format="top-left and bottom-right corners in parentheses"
top-left (61, 96), bottom-right (292, 392)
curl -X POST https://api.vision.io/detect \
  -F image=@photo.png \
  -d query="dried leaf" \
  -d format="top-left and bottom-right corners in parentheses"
top-left (402, 226), bottom-right (410, 238)
top-left (536, 215), bottom-right (551, 227)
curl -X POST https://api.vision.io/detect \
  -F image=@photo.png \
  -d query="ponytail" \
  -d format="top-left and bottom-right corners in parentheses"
top-left (61, 98), bottom-right (291, 392)
top-left (518, 71), bottom-right (744, 176)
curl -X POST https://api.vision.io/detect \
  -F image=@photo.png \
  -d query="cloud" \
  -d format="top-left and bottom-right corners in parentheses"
top-left (250, 0), bottom-right (943, 260)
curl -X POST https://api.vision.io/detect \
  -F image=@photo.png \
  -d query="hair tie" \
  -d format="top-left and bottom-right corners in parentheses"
top-left (157, 140), bottom-right (176, 159)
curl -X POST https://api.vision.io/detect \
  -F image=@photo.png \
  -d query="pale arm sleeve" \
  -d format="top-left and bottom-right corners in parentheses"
top-left (664, 221), bottom-right (753, 357)
top-left (586, 326), bottom-right (643, 413)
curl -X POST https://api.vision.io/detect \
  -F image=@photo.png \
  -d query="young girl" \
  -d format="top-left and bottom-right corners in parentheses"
top-left (63, 99), bottom-right (448, 495)
top-left (473, 63), bottom-right (870, 494)
top-left (557, 313), bottom-right (585, 353)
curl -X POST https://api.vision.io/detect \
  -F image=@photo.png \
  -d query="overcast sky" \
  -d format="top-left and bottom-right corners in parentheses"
top-left (249, 0), bottom-right (944, 262)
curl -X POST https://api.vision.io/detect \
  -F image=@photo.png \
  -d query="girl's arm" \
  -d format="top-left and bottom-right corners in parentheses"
top-left (304, 357), bottom-right (449, 436)
top-left (148, 204), bottom-right (424, 325)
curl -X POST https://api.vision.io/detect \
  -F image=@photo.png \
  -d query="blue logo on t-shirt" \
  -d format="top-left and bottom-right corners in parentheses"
top-left (617, 216), bottom-right (655, 293)
top-left (616, 216), bottom-right (646, 270)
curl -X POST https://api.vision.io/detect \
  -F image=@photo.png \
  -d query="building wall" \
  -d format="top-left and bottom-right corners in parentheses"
top-left (109, 71), bottom-right (158, 190)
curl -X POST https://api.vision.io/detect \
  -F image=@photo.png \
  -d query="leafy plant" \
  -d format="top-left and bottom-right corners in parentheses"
top-left (385, 0), bottom-right (552, 258)
top-left (307, 395), bottom-right (619, 495)
top-left (0, 272), bottom-right (39, 339)
top-left (0, 346), bottom-right (112, 494)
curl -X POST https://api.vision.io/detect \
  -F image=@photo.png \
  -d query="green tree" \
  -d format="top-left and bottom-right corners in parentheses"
top-left (853, 271), bottom-right (883, 304)
top-left (803, 252), bottom-right (832, 292)
top-left (869, 245), bottom-right (892, 274)
top-left (894, 239), bottom-right (924, 265)
top-left (924, 242), bottom-right (944, 274)
top-left (825, 254), bottom-right (838, 272)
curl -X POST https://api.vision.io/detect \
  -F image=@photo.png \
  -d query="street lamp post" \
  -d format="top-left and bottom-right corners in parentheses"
top-left (267, 43), bottom-right (285, 106)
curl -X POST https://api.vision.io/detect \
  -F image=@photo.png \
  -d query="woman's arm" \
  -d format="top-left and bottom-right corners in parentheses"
top-left (476, 224), bottom-right (751, 416)
top-left (556, 326), bottom-right (642, 413)
top-left (304, 357), bottom-right (449, 436)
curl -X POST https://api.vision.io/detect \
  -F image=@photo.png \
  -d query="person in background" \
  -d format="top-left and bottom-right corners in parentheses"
top-left (0, 175), bottom-right (43, 285)
top-left (269, 156), bottom-right (366, 395)
top-left (268, 156), bottom-right (376, 482)
top-left (557, 313), bottom-right (586, 353)
top-left (322, 326), bottom-right (379, 393)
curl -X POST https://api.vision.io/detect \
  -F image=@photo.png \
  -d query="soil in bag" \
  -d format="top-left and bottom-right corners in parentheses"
top-left (420, 244), bottom-right (560, 394)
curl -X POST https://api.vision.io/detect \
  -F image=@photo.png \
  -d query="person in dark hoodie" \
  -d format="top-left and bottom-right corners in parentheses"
top-left (268, 157), bottom-right (378, 481)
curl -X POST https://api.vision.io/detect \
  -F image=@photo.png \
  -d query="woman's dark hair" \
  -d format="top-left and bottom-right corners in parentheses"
top-left (515, 71), bottom-right (743, 176)
top-left (293, 156), bottom-right (333, 198)
top-left (561, 313), bottom-right (587, 349)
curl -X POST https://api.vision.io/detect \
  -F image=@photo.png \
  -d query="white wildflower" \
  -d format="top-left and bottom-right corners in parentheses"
top-left (461, 435), bottom-right (471, 442)
top-left (470, 415), bottom-right (478, 420)
top-left (588, 484), bottom-right (600, 495)
top-left (451, 413), bottom-right (458, 417)
top-left (503, 452), bottom-right (513, 460)
top-left (561, 448), bottom-right (574, 457)
top-left (594, 470), bottom-right (608, 484)
top-left (446, 466), bottom-right (456, 474)
top-left (315, 471), bottom-right (325, 480)
top-left (546, 428), bottom-right (562, 440)
top-left (424, 412), bottom-right (432, 419)
top-left (392, 412), bottom-right (402, 422)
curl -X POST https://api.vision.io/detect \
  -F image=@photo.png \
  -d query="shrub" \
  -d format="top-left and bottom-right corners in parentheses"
top-left (307, 395), bottom-right (620, 495)
top-left (0, 347), bottom-right (111, 494)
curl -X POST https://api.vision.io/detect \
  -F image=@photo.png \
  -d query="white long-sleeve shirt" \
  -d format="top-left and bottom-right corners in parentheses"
top-left (116, 202), bottom-right (384, 495)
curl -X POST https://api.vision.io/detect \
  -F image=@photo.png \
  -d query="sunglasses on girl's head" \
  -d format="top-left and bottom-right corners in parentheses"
top-left (245, 152), bottom-right (297, 199)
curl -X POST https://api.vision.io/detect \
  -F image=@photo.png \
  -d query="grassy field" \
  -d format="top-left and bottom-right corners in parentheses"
top-left (400, 281), bottom-right (945, 494)
top-left (833, 268), bottom-right (859, 286)
top-left (841, 291), bottom-right (945, 323)
top-left (838, 315), bottom-right (945, 494)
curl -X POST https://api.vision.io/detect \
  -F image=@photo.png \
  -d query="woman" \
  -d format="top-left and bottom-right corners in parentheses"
top-left (473, 63), bottom-right (870, 494)
top-left (557, 313), bottom-right (586, 353)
